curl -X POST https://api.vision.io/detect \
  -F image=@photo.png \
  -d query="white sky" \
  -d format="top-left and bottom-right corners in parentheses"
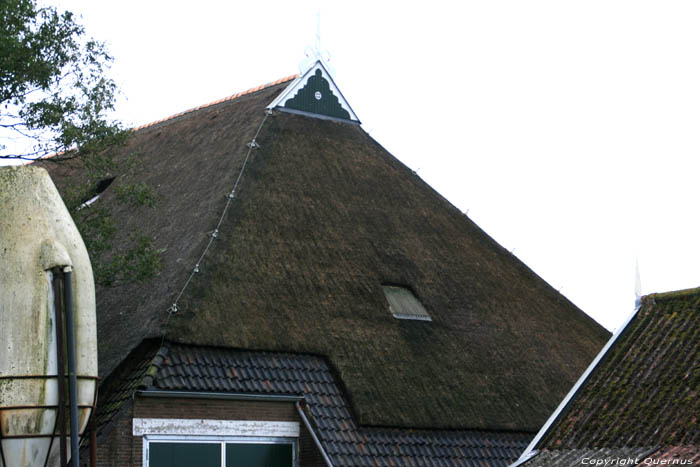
top-left (17, 1), bottom-right (700, 331)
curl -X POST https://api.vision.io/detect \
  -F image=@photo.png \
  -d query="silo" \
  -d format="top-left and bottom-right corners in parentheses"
top-left (0, 166), bottom-right (98, 467)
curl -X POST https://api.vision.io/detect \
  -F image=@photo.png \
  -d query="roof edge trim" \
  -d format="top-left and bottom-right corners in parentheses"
top-left (510, 449), bottom-right (539, 467)
top-left (392, 314), bottom-right (432, 322)
top-left (510, 303), bottom-right (643, 466)
top-left (275, 107), bottom-right (361, 125)
top-left (136, 390), bottom-right (303, 403)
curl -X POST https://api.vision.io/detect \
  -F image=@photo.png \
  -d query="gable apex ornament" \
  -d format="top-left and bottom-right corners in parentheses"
top-left (267, 60), bottom-right (360, 124)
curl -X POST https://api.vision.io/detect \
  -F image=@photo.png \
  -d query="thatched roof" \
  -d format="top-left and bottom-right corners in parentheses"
top-left (46, 77), bottom-right (609, 432)
top-left (518, 287), bottom-right (700, 465)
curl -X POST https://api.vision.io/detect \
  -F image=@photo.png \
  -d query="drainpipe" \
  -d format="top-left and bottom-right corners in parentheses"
top-left (63, 266), bottom-right (80, 467)
top-left (90, 413), bottom-right (97, 467)
top-left (52, 268), bottom-right (68, 467)
top-left (295, 401), bottom-right (333, 467)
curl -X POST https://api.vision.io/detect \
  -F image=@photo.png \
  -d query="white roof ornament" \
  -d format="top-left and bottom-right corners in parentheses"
top-left (299, 11), bottom-right (335, 77)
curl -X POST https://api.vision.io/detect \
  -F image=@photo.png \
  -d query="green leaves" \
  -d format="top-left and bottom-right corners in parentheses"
top-left (94, 233), bottom-right (165, 288)
top-left (1, 0), bottom-right (122, 160)
top-left (63, 152), bottom-right (164, 288)
top-left (115, 182), bottom-right (157, 208)
top-left (69, 176), bottom-right (165, 287)
top-left (0, 1), bottom-right (162, 286)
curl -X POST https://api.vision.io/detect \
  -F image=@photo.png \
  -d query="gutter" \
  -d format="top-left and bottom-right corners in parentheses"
top-left (135, 390), bottom-right (303, 403)
top-left (510, 304), bottom-right (643, 467)
top-left (296, 401), bottom-right (333, 467)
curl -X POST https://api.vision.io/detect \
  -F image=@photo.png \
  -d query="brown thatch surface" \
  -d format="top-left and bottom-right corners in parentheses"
top-left (46, 79), bottom-right (609, 432)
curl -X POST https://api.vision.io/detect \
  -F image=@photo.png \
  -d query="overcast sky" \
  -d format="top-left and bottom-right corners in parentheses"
top-left (17, 1), bottom-right (700, 331)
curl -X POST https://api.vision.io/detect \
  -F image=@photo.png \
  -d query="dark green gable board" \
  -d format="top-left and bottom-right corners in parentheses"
top-left (284, 69), bottom-right (351, 120)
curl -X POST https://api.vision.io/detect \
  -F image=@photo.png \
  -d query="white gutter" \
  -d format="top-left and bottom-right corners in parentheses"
top-left (296, 401), bottom-right (333, 467)
top-left (510, 304), bottom-right (643, 466)
top-left (136, 390), bottom-right (303, 403)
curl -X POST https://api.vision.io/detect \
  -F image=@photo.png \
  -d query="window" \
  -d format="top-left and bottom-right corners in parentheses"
top-left (77, 176), bottom-right (115, 210)
top-left (146, 437), bottom-right (296, 467)
top-left (382, 285), bottom-right (432, 321)
top-left (136, 418), bottom-right (298, 467)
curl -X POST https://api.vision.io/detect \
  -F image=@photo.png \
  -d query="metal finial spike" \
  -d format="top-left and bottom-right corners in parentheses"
top-left (298, 11), bottom-right (335, 77)
top-left (634, 258), bottom-right (642, 308)
top-left (315, 10), bottom-right (321, 58)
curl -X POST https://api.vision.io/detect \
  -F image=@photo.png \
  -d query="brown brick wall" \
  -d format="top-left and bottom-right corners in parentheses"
top-left (93, 395), bottom-right (326, 467)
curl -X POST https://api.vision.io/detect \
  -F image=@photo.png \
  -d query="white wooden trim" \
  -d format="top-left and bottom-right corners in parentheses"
top-left (267, 60), bottom-right (360, 122)
top-left (133, 418), bottom-right (300, 438)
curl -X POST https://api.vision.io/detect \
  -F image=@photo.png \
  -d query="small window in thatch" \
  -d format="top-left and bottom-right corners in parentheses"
top-left (78, 176), bottom-right (115, 210)
top-left (382, 285), bottom-right (432, 321)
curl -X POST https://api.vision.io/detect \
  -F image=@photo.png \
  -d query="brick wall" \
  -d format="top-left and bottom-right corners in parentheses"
top-left (93, 395), bottom-right (326, 467)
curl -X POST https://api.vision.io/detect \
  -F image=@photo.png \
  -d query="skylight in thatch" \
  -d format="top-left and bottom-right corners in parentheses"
top-left (382, 285), bottom-right (432, 321)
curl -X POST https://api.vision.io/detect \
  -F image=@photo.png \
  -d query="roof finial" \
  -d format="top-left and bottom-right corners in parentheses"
top-left (634, 257), bottom-right (642, 308)
top-left (314, 10), bottom-right (321, 57)
top-left (299, 11), bottom-right (335, 77)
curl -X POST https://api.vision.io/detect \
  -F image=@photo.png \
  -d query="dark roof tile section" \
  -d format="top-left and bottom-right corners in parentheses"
top-left (523, 287), bottom-right (700, 465)
top-left (147, 343), bottom-right (532, 467)
top-left (94, 340), bottom-right (160, 433)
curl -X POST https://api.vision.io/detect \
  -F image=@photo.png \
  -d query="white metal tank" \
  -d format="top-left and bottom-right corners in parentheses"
top-left (0, 165), bottom-right (98, 467)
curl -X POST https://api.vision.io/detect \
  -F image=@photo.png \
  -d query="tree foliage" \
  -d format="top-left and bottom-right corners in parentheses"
top-left (61, 153), bottom-right (165, 287)
top-left (0, 0), bottom-right (164, 285)
top-left (1, 0), bottom-right (125, 161)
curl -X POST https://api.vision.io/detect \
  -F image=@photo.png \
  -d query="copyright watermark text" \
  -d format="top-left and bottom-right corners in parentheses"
top-left (581, 458), bottom-right (694, 466)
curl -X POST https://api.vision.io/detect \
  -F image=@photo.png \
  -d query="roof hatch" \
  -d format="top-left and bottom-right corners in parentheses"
top-left (382, 285), bottom-right (432, 321)
top-left (267, 60), bottom-right (360, 124)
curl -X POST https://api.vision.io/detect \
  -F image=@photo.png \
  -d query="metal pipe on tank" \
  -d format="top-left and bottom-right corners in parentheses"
top-left (52, 268), bottom-right (68, 467)
top-left (63, 267), bottom-right (80, 467)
